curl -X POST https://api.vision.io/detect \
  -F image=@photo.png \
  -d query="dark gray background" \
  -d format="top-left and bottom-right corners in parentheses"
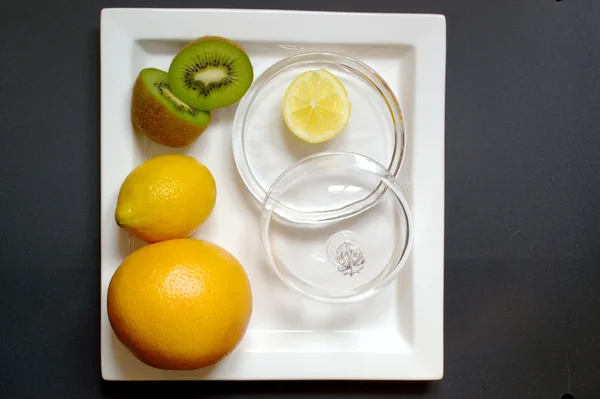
top-left (1, 0), bottom-right (599, 398)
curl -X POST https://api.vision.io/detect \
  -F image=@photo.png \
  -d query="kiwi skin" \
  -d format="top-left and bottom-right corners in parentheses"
top-left (131, 70), bottom-right (210, 148)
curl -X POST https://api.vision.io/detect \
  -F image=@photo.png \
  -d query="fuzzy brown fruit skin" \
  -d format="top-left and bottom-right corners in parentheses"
top-left (131, 75), bottom-right (208, 148)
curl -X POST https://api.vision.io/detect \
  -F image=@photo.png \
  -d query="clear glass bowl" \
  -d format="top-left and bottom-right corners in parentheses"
top-left (260, 152), bottom-right (413, 303)
top-left (232, 51), bottom-right (406, 210)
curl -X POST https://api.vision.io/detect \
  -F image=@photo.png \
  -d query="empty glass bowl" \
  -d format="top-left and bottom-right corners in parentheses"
top-left (260, 152), bottom-right (413, 303)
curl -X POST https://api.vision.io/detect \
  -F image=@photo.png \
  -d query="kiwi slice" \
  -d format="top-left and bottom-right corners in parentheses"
top-left (131, 68), bottom-right (210, 148)
top-left (168, 38), bottom-right (254, 111)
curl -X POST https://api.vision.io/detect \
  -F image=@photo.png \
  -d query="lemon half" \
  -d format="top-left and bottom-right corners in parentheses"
top-left (282, 69), bottom-right (351, 143)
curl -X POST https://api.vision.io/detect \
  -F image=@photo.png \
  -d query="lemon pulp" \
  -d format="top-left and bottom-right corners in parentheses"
top-left (282, 69), bottom-right (351, 143)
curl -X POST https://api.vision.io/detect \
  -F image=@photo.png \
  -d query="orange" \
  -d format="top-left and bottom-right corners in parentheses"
top-left (107, 238), bottom-right (252, 370)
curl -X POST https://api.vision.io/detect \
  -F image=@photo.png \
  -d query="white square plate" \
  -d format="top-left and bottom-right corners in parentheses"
top-left (100, 8), bottom-right (446, 381)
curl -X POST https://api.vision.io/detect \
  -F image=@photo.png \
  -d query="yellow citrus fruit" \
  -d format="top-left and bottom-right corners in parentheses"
top-left (282, 68), bottom-right (351, 143)
top-left (107, 238), bottom-right (253, 370)
top-left (115, 154), bottom-right (216, 243)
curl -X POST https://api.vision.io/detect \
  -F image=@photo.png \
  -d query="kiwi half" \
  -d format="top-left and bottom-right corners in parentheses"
top-left (168, 38), bottom-right (254, 111)
top-left (131, 68), bottom-right (211, 148)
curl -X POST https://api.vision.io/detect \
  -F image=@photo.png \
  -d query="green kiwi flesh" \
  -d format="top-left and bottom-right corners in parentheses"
top-left (168, 40), bottom-right (254, 111)
top-left (138, 68), bottom-right (210, 126)
top-left (131, 68), bottom-right (211, 148)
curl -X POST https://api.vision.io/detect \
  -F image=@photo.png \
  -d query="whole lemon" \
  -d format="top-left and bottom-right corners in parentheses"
top-left (107, 238), bottom-right (253, 370)
top-left (115, 154), bottom-right (216, 243)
